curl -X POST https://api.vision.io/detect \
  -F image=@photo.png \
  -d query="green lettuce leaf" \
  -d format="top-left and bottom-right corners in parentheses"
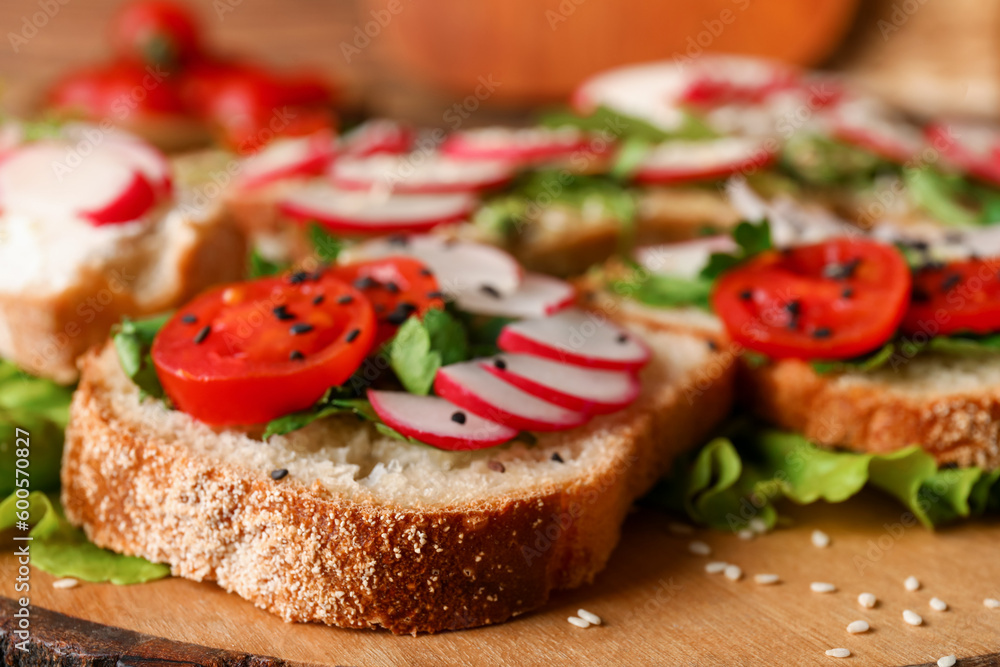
top-left (308, 222), bottom-right (342, 262)
top-left (812, 334), bottom-right (1000, 375)
top-left (113, 315), bottom-right (170, 400)
top-left (389, 311), bottom-right (469, 395)
top-left (0, 492), bottom-right (169, 584)
top-left (247, 248), bottom-right (287, 278)
top-left (540, 105), bottom-right (718, 142)
top-left (780, 133), bottom-right (891, 187)
top-left (699, 219), bottom-right (772, 280)
top-left (650, 426), bottom-right (1000, 530)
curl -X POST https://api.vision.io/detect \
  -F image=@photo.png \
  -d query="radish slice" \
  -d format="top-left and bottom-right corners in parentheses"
top-left (0, 141), bottom-right (156, 224)
top-left (634, 236), bottom-right (738, 279)
top-left (441, 126), bottom-right (596, 164)
top-left (329, 153), bottom-right (514, 194)
top-left (455, 272), bottom-right (575, 318)
top-left (435, 361), bottom-right (588, 432)
top-left (279, 185), bottom-right (476, 234)
top-left (498, 308), bottom-right (651, 371)
top-left (237, 130), bottom-right (335, 190)
top-left (340, 119), bottom-right (413, 157)
top-left (60, 124), bottom-right (173, 197)
top-left (349, 235), bottom-right (522, 296)
top-left (633, 137), bottom-right (775, 184)
top-left (827, 97), bottom-right (924, 164)
top-left (926, 121), bottom-right (1000, 185)
top-left (368, 390), bottom-right (517, 451)
top-left (483, 354), bottom-right (640, 414)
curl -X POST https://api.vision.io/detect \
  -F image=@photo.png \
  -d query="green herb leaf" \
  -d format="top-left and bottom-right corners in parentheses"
top-left (113, 315), bottom-right (170, 400)
top-left (780, 133), bottom-right (890, 187)
top-left (248, 249), bottom-right (287, 278)
top-left (308, 222), bottom-right (342, 262)
top-left (540, 106), bottom-right (718, 142)
top-left (389, 317), bottom-right (443, 395)
top-left (904, 167), bottom-right (982, 226)
top-left (699, 219), bottom-right (772, 280)
top-left (614, 273), bottom-right (713, 310)
top-left (0, 492), bottom-right (169, 584)
top-left (609, 136), bottom-right (652, 181)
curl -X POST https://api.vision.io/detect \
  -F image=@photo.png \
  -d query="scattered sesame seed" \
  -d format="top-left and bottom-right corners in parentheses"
top-left (937, 656), bottom-right (956, 667)
top-left (688, 541), bottom-right (711, 556)
top-left (749, 517), bottom-right (768, 534)
top-left (419, 268), bottom-right (432, 277)
top-left (270, 468), bottom-right (288, 481)
top-left (940, 273), bottom-right (961, 291)
top-left (288, 271), bottom-right (309, 284)
top-left (825, 648), bottom-right (851, 658)
top-left (903, 609), bottom-right (923, 626)
top-left (984, 598), bottom-right (1000, 609)
top-left (823, 257), bottom-right (861, 280)
top-left (616, 333), bottom-right (628, 343)
top-left (668, 522), bottom-right (694, 535)
top-left (811, 582), bottom-right (837, 593)
top-left (811, 529), bottom-right (830, 548)
top-left (705, 561), bottom-right (728, 574)
top-left (724, 565), bottom-right (743, 582)
top-left (929, 597), bottom-right (948, 612)
top-left (384, 281), bottom-right (400, 294)
top-left (181, 314), bottom-right (197, 324)
top-left (737, 529), bottom-right (755, 540)
top-left (905, 576), bottom-right (921, 592)
top-left (289, 350), bottom-right (305, 361)
top-left (427, 290), bottom-right (445, 299)
top-left (451, 411), bottom-right (467, 425)
top-left (858, 593), bottom-right (877, 609)
top-left (841, 288), bottom-right (854, 298)
top-left (911, 286), bottom-right (931, 303)
top-left (353, 276), bottom-right (377, 290)
top-left (273, 305), bottom-right (295, 321)
top-left (480, 284), bottom-right (502, 299)
top-left (345, 328), bottom-right (361, 343)
top-left (193, 325), bottom-right (211, 344)
top-left (289, 323), bottom-right (314, 335)
top-left (754, 574), bottom-right (780, 585)
top-left (739, 289), bottom-right (752, 301)
top-left (337, 295), bottom-right (354, 305)
top-left (551, 452), bottom-right (564, 463)
top-left (387, 234), bottom-right (408, 246)
top-left (846, 620), bottom-right (869, 634)
top-left (312, 295), bottom-right (325, 305)
top-left (493, 358), bottom-right (507, 371)
top-left (487, 461), bottom-right (505, 473)
top-left (386, 302), bottom-right (418, 325)
top-left (52, 577), bottom-right (79, 589)
top-left (812, 327), bottom-right (833, 339)
top-left (577, 609), bottom-right (601, 626)
top-left (707, 339), bottom-right (718, 351)
top-left (567, 616), bottom-right (590, 629)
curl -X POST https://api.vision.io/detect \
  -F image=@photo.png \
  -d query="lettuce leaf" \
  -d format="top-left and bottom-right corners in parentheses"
top-left (113, 315), bottom-right (170, 400)
top-left (649, 426), bottom-right (1000, 530)
top-left (811, 333), bottom-right (1000, 374)
top-left (539, 105), bottom-right (718, 142)
top-left (0, 492), bottom-right (169, 584)
top-left (389, 310), bottom-right (469, 395)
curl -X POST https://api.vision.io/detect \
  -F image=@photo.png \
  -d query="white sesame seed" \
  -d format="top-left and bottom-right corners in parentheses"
top-left (688, 540), bottom-right (712, 556)
top-left (811, 582), bottom-right (837, 593)
top-left (737, 529), bottom-right (755, 540)
top-left (985, 598), bottom-right (1000, 609)
top-left (705, 561), bottom-right (728, 574)
top-left (51, 578), bottom-right (79, 590)
top-left (903, 609), bottom-right (923, 626)
top-left (567, 616), bottom-right (590, 629)
top-left (846, 620), bottom-right (869, 634)
top-left (937, 656), bottom-right (957, 667)
top-left (904, 576), bottom-right (921, 592)
top-left (577, 609), bottom-right (601, 625)
top-left (668, 522), bottom-right (694, 535)
top-left (811, 529), bottom-right (830, 548)
top-left (749, 517), bottom-right (768, 534)
top-left (858, 592), bottom-right (877, 608)
top-left (724, 565), bottom-right (743, 581)
top-left (929, 597), bottom-right (948, 611)
top-left (825, 648), bottom-right (851, 658)
top-left (754, 573), bottom-right (780, 585)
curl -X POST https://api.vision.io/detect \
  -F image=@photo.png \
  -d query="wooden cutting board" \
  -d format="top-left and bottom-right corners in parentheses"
top-left (1, 491), bottom-right (998, 666)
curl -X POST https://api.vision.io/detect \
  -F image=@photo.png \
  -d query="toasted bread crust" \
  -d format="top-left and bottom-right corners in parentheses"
top-left (741, 358), bottom-right (1000, 469)
top-left (61, 323), bottom-right (733, 635)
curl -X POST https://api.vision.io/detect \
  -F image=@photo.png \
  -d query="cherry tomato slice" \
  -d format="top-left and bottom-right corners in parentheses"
top-left (152, 272), bottom-right (375, 426)
top-left (331, 257), bottom-right (445, 348)
top-left (712, 238), bottom-right (911, 360)
top-left (902, 258), bottom-right (1000, 336)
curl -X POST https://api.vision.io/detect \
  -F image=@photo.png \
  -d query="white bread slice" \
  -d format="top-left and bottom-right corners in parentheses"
top-left (0, 204), bottom-right (245, 384)
top-left (636, 185), bottom-right (741, 242)
top-left (741, 355), bottom-right (1000, 469)
top-left (61, 309), bottom-right (734, 634)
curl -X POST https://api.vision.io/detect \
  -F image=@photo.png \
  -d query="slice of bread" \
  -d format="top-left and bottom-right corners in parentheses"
top-left (741, 355), bottom-right (1000, 469)
top-left (61, 308), bottom-right (734, 634)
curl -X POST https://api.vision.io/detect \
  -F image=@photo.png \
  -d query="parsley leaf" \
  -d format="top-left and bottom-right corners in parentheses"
top-left (308, 222), bottom-right (342, 262)
top-left (113, 315), bottom-right (171, 400)
top-left (700, 220), bottom-right (772, 280)
top-left (248, 249), bottom-right (287, 278)
top-left (540, 105), bottom-right (717, 142)
top-left (389, 310), bottom-right (470, 395)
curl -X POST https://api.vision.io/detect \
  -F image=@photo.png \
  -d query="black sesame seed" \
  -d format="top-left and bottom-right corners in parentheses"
top-left (181, 314), bottom-right (197, 324)
top-left (375, 304), bottom-right (386, 314)
top-left (616, 333), bottom-right (628, 344)
top-left (812, 327), bottom-right (833, 339)
top-left (739, 290), bottom-right (752, 301)
top-left (312, 294), bottom-right (325, 305)
top-left (487, 461), bottom-right (506, 473)
top-left (289, 350), bottom-right (305, 361)
top-left (707, 340), bottom-right (718, 351)
top-left (427, 290), bottom-right (445, 299)
top-left (353, 276), bottom-right (377, 290)
top-left (288, 271), bottom-right (309, 285)
top-left (270, 468), bottom-right (288, 480)
top-left (388, 234), bottom-right (409, 246)
top-left (823, 257), bottom-right (861, 280)
top-left (289, 323), bottom-right (314, 335)
top-left (384, 281), bottom-right (400, 294)
top-left (337, 294), bottom-right (354, 305)
top-left (310, 270), bottom-right (325, 282)
top-left (912, 286), bottom-right (930, 303)
top-left (941, 273), bottom-right (961, 292)
top-left (551, 452), bottom-right (564, 463)
top-left (419, 268), bottom-right (433, 277)
top-left (193, 326), bottom-right (211, 344)
top-left (493, 358), bottom-right (507, 370)
top-left (480, 284), bottom-right (502, 299)
top-left (385, 302), bottom-right (417, 325)
top-left (841, 288), bottom-right (854, 299)
top-left (785, 300), bottom-right (802, 316)
top-left (272, 305), bottom-right (295, 321)
top-left (345, 328), bottom-right (361, 343)
top-left (451, 411), bottom-right (467, 424)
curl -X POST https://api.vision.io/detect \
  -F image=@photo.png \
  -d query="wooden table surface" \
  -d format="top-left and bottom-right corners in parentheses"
top-left (2, 491), bottom-right (998, 666)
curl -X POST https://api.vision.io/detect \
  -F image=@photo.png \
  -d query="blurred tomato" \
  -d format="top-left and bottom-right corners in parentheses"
top-left (110, 0), bottom-right (202, 70)
top-left (48, 61), bottom-right (186, 119)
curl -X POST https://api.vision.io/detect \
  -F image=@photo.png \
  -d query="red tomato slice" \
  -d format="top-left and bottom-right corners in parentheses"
top-left (152, 272), bottom-right (375, 426)
top-left (712, 238), bottom-right (911, 360)
top-left (110, 0), bottom-right (202, 69)
top-left (902, 258), bottom-right (1000, 336)
top-left (49, 62), bottom-right (187, 118)
top-left (331, 257), bottom-right (446, 347)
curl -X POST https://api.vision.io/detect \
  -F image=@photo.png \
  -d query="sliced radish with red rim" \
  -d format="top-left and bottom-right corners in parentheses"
top-left (368, 390), bottom-right (517, 451)
top-left (237, 130), bottom-right (335, 190)
top-left (483, 354), bottom-right (640, 414)
top-left (435, 361), bottom-right (588, 432)
top-left (348, 235), bottom-right (522, 297)
top-left (441, 126), bottom-right (598, 164)
top-left (498, 308), bottom-right (651, 371)
top-left (926, 121), bottom-right (1000, 186)
top-left (279, 185), bottom-right (476, 234)
top-left (329, 153), bottom-right (513, 194)
top-left (340, 119), bottom-right (413, 157)
top-left (827, 97), bottom-right (924, 164)
top-left (632, 137), bottom-right (775, 185)
top-left (455, 272), bottom-right (575, 319)
top-left (634, 236), bottom-right (738, 279)
top-left (61, 124), bottom-right (174, 198)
